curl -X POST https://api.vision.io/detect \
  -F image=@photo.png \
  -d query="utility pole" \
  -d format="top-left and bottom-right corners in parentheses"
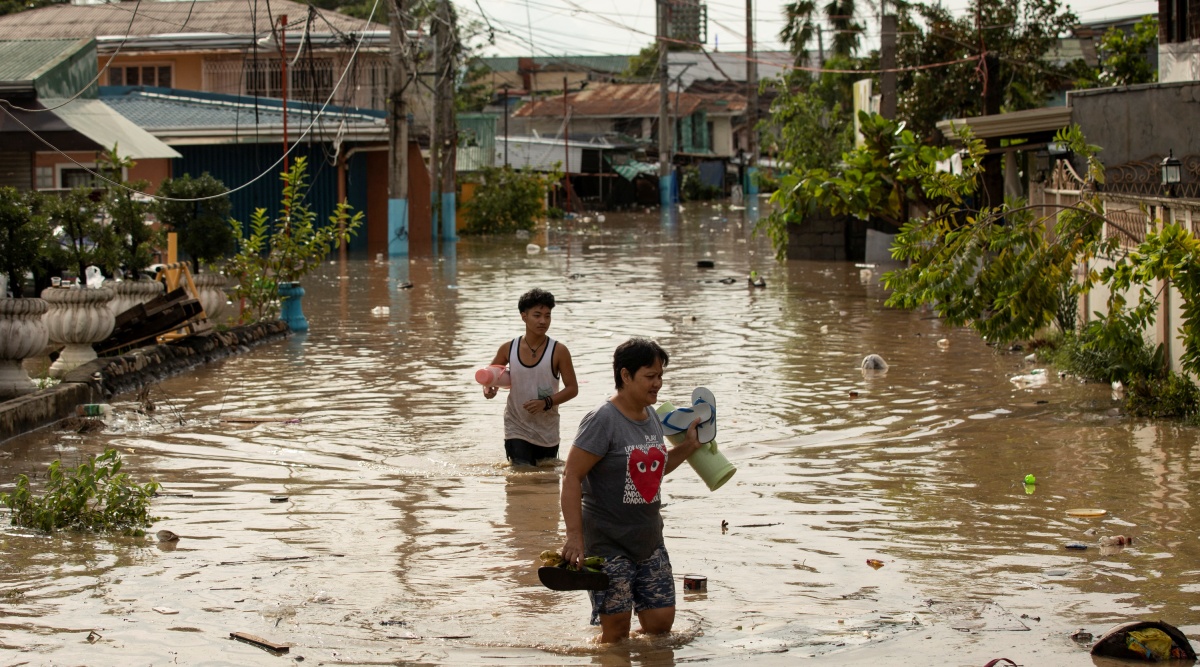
top-left (563, 76), bottom-right (571, 214)
top-left (745, 0), bottom-right (757, 193)
top-left (880, 10), bottom-right (897, 119)
top-left (657, 0), bottom-right (672, 206)
top-left (430, 0), bottom-right (457, 243)
top-left (387, 0), bottom-right (410, 256)
top-left (279, 15), bottom-right (289, 174)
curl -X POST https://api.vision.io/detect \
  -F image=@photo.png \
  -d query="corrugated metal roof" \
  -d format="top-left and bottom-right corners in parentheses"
top-left (0, 0), bottom-right (381, 40)
top-left (0, 39), bottom-right (87, 83)
top-left (514, 83), bottom-right (706, 119)
top-left (479, 55), bottom-right (633, 74)
top-left (39, 97), bottom-right (182, 158)
top-left (100, 86), bottom-right (385, 133)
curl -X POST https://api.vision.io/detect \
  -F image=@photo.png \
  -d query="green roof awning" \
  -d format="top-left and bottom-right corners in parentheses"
top-left (609, 159), bottom-right (657, 181)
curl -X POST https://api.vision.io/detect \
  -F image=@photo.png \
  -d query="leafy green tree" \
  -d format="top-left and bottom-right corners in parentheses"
top-left (0, 188), bottom-right (51, 298)
top-left (894, 0), bottom-right (1079, 142)
top-left (760, 66), bottom-right (856, 174)
top-left (762, 111), bottom-right (967, 259)
top-left (99, 146), bottom-right (158, 280)
top-left (154, 173), bottom-right (234, 273)
top-left (882, 125), bottom-right (1110, 343)
top-left (42, 188), bottom-right (120, 284)
top-left (1091, 16), bottom-right (1158, 87)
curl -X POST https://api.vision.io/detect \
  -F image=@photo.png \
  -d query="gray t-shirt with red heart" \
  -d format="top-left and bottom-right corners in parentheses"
top-left (573, 400), bottom-right (667, 563)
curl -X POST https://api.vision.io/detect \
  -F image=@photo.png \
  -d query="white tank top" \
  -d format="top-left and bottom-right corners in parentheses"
top-left (503, 336), bottom-right (561, 446)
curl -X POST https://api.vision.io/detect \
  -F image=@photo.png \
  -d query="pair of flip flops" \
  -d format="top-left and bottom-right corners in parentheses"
top-left (537, 563), bottom-right (610, 591)
top-left (659, 387), bottom-right (717, 444)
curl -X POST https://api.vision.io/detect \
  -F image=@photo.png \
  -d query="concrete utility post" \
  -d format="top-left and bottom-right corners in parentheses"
top-left (745, 0), bottom-right (758, 193)
top-left (387, 0), bottom-right (410, 256)
top-left (430, 0), bottom-right (458, 243)
top-left (880, 13), bottom-right (897, 119)
top-left (657, 0), bottom-right (673, 206)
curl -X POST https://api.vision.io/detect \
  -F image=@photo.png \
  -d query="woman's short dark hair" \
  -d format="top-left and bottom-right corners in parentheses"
top-left (518, 288), bottom-right (555, 313)
top-left (613, 338), bottom-right (669, 389)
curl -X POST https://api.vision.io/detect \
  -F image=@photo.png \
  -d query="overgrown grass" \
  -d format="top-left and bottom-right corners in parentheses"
top-left (0, 449), bottom-right (160, 535)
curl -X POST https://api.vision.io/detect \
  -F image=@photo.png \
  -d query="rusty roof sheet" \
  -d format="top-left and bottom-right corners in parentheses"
top-left (514, 83), bottom-right (705, 119)
top-left (0, 0), bottom-right (380, 40)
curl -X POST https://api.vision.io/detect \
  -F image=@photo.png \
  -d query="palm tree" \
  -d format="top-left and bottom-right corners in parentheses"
top-left (779, 0), bottom-right (864, 65)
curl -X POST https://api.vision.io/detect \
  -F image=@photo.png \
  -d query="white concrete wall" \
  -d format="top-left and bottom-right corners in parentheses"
top-left (1159, 41), bottom-right (1200, 84)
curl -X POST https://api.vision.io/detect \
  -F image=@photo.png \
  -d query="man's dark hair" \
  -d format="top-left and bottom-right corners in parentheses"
top-left (518, 288), bottom-right (555, 313)
top-left (613, 338), bottom-right (669, 389)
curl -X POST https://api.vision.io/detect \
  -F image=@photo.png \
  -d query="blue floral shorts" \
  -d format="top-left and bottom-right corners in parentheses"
top-left (588, 544), bottom-right (674, 625)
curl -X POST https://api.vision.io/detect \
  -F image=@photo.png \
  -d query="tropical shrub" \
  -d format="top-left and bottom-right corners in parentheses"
top-left (226, 157), bottom-right (363, 322)
top-left (462, 165), bottom-right (559, 235)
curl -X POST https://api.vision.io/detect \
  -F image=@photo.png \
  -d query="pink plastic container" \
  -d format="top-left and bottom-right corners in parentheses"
top-left (475, 365), bottom-right (511, 388)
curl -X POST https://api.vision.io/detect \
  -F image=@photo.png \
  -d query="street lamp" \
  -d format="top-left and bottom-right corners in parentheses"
top-left (1161, 150), bottom-right (1182, 197)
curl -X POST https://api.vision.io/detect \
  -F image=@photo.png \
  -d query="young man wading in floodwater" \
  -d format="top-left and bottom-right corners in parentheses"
top-left (483, 288), bottom-right (579, 466)
top-left (560, 338), bottom-right (702, 643)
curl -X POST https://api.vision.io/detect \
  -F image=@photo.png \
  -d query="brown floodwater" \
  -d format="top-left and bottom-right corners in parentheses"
top-left (1, 203), bottom-right (1197, 666)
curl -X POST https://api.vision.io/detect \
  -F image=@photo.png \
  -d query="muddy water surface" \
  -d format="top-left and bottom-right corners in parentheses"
top-left (2, 204), bottom-right (1198, 666)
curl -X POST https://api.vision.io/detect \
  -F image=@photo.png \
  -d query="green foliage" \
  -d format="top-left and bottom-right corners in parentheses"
top-left (763, 111), bottom-right (978, 261)
top-left (42, 188), bottom-right (121, 284)
top-left (1077, 16), bottom-right (1158, 88)
top-left (761, 68), bottom-right (854, 173)
top-left (0, 449), bottom-right (160, 535)
top-left (680, 166), bottom-right (721, 201)
top-left (99, 146), bottom-right (158, 279)
top-left (0, 187), bottom-right (52, 297)
top-left (1102, 221), bottom-right (1200, 378)
top-left (1050, 319), bottom-right (1160, 385)
top-left (1126, 372), bottom-right (1200, 420)
top-left (780, 0), bottom-right (863, 60)
top-left (894, 0), bottom-right (1079, 142)
top-left (153, 173), bottom-right (234, 272)
top-left (883, 125), bottom-right (1111, 343)
top-left (227, 157), bottom-right (363, 323)
top-left (462, 165), bottom-right (559, 235)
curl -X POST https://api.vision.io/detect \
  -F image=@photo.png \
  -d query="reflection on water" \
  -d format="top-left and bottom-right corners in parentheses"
top-left (1, 203), bottom-right (1198, 665)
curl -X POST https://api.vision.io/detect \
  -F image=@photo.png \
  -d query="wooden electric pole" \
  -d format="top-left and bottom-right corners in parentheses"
top-left (387, 0), bottom-right (410, 256)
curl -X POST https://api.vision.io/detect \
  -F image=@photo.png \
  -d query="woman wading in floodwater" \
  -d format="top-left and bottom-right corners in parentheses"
top-left (559, 338), bottom-right (702, 643)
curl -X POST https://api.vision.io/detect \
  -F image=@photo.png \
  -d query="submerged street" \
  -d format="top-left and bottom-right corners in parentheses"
top-left (1, 204), bottom-right (1196, 665)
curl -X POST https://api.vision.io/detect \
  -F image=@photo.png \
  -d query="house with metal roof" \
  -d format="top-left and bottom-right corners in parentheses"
top-left (0, 38), bottom-right (180, 191)
top-left (512, 82), bottom-right (746, 159)
top-left (0, 0), bottom-right (417, 121)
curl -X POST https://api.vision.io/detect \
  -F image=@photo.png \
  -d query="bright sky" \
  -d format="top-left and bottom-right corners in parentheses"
top-left (460, 0), bottom-right (1159, 58)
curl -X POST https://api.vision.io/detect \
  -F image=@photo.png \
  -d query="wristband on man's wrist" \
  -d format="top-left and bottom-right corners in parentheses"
top-left (544, 396), bottom-right (553, 410)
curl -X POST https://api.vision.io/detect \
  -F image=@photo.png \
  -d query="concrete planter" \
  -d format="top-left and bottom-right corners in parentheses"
top-left (0, 297), bottom-right (49, 399)
top-left (109, 279), bottom-right (165, 317)
top-left (41, 286), bottom-right (115, 378)
top-left (193, 272), bottom-right (229, 324)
